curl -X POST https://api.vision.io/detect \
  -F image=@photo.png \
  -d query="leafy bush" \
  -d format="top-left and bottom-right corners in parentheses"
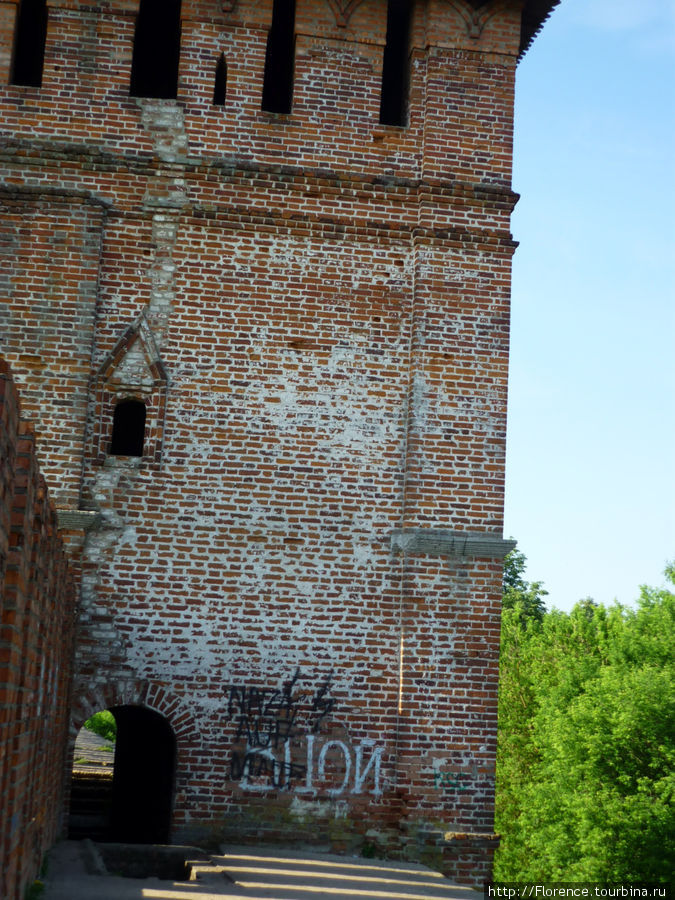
top-left (495, 560), bottom-right (674, 882)
top-left (25, 880), bottom-right (44, 900)
top-left (83, 710), bottom-right (117, 742)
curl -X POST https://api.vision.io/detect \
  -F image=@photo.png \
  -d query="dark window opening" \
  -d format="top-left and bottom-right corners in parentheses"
top-left (110, 400), bottom-right (146, 457)
top-left (10, 0), bottom-right (48, 87)
top-left (213, 53), bottom-right (227, 106)
top-left (379, 0), bottom-right (411, 127)
top-left (261, 0), bottom-right (296, 114)
top-left (129, 0), bottom-right (181, 99)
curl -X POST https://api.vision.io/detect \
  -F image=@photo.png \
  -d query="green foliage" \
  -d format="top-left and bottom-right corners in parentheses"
top-left (361, 842), bottom-right (377, 858)
top-left (502, 549), bottom-right (548, 623)
top-left (25, 853), bottom-right (48, 899)
top-left (83, 709), bottom-right (117, 742)
top-left (495, 560), bottom-right (675, 882)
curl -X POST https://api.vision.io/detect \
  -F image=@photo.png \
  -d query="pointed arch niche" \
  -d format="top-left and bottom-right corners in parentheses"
top-left (92, 313), bottom-right (168, 466)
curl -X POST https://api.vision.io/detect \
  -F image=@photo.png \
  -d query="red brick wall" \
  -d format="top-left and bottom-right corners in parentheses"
top-left (0, 359), bottom-right (76, 900)
top-left (0, 0), bottom-right (546, 884)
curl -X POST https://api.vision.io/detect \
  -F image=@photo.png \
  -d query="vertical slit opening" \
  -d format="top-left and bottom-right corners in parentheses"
top-left (213, 53), bottom-right (227, 106)
top-left (379, 0), bottom-right (411, 127)
top-left (130, 0), bottom-right (181, 99)
top-left (261, 0), bottom-right (296, 114)
top-left (10, 0), bottom-right (48, 87)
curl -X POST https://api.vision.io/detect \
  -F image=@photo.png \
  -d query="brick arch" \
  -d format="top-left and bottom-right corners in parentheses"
top-left (69, 679), bottom-right (201, 750)
top-left (326, 0), bottom-right (367, 28)
top-left (66, 680), bottom-right (200, 844)
top-left (442, 0), bottom-right (511, 39)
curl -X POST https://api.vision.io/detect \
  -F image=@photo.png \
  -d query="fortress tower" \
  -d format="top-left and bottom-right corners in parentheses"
top-left (0, 0), bottom-right (558, 884)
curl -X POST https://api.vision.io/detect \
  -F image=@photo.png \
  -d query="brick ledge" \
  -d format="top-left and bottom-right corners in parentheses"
top-left (57, 510), bottom-right (101, 531)
top-left (391, 529), bottom-right (515, 558)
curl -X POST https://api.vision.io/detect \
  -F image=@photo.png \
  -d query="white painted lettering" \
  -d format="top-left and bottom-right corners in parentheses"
top-left (317, 740), bottom-right (351, 797)
top-left (352, 741), bottom-right (383, 796)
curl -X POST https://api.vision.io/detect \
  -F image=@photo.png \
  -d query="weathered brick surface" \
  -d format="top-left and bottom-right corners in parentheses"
top-left (0, 0), bottom-right (556, 885)
top-left (0, 360), bottom-right (76, 900)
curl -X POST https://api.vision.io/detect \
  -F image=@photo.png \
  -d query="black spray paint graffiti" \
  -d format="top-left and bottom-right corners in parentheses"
top-left (227, 668), bottom-right (335, 745)
top-left (230, 750), bottom-right (307, 790)
top-left (225, 669), bottom-right (336, 790)
top-left (224, 671), bottom-right (384, 795)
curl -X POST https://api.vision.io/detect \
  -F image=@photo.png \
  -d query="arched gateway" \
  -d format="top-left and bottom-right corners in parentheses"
top-left (109, 706), bottom-right (176, 844)
top-left (69, 705), bottom-right (177, 844)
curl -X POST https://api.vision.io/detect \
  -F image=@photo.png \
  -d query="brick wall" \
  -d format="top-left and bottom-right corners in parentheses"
top-left (0, 359), bottom-right (76, 900)
top-left (0, 0), bottom-right (556, 885)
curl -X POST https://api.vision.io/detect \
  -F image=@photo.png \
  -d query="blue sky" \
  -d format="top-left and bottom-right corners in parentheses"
top-left (504, 0), bottom-right (675, 611)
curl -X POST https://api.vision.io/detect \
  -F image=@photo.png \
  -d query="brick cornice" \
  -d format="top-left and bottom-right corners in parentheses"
top-left (0, 138), bottom-right (519, 207)
top-left (0, 182), bottom-right (111, 208)
top-left (520, 0), bottom-right (561, 59)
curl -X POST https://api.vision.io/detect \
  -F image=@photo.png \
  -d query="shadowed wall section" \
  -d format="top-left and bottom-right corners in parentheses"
top-left (0, 359), bottom-right (76, 900)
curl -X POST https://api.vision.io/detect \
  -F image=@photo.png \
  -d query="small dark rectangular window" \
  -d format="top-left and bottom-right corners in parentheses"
top-left (379, 0), bottom-right (411, 127)
top-left (130, 0), bottom-right (181, 99)
top-left (11, 0), bottom-right (48, 87)
top-left (110, 400), bottom-right (146, 457)
top-left (261, 0), bottom-right (296, 114)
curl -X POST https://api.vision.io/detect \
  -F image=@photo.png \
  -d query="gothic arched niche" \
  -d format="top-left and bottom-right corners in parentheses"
top-left (92, 312), bottom-right (168, 465)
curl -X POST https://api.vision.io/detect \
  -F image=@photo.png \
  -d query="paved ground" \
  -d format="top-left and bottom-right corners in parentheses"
top-left (42, 841), bottom-right (482, 900)
top-left (72, 727), bottom-right (115, 774)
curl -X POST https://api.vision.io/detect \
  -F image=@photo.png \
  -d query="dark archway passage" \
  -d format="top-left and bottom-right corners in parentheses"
top-left (110, 705), bottom-right (176, 844)
top-left (69, 705), bottom-right (176, 844)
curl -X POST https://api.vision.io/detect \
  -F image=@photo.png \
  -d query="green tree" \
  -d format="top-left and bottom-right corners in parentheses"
top-left (494, 552), bottom-right (548, 876)
top-left (502, 549), bottom-right (548, 623)
top-left (494, 561), bottom-right (675, 882)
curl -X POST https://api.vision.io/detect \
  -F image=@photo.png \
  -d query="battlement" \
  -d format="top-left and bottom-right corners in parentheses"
top-left (1, 0), bottom-right (556, 181)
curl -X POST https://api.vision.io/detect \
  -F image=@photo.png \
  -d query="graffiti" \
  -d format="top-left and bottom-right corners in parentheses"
top-left (310, 670), bottom-right (336, 728)
top-left (230, 748), bottom-right (307, 790)
top-left (308, 737), bottom-right (384, 797)
top-left (433, 770), bottom-right (472, 791)
top-left (226, 668), bottom-right (335, 752)
top-left (224, 669), bottom-right (382, 795)
top-left (230, 735), bottom-right (384, 796)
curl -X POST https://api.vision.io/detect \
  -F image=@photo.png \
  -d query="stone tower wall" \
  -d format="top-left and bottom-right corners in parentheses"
top-left (0, 0), bottom-right (553, 884)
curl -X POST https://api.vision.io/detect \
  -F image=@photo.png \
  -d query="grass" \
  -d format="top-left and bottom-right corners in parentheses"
top-left (25, 881), bottom-right (44, 900)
